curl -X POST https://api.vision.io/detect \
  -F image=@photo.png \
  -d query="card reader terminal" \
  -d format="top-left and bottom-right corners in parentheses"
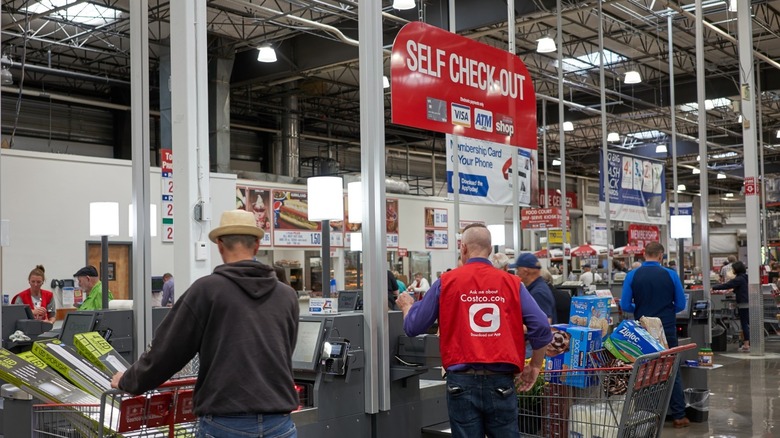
top-left (321, 339), bottom-right (350, 376)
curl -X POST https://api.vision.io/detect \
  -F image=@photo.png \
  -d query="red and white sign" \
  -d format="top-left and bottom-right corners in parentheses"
top-left (398, 248), bottom-right (408, 257)
top-left (161, 149), bottom-right (173, 172)
top-left (160, 148), bottom-right (173, 243)
top-left (627, 224), bottom-right (660, 248)
top-left (391, 22), bottom-right (537, 149)
top-left (538, 189), bottom-right (578, 209)
top-left (521, 207), bottom-right (568, 229)
top-left (745, 176), bottom-right (757, 196)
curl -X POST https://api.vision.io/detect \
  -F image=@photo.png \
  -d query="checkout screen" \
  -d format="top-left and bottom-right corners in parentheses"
top-left (292, 321), bottom-right (323, 365)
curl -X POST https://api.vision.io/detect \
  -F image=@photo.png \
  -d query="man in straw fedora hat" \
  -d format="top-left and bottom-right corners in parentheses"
top-left (112, 209), bottom-right (300, 437)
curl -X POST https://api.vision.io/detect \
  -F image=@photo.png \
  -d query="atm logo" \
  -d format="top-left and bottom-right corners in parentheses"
top-left (469, 303), bottom-right (500, 333)
top-left (474, 109), bottom-right (493, 133)
top-left (451, 103), bottom-right (471, 128)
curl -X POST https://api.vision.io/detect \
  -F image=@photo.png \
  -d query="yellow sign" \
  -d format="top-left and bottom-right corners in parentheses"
top-left (547, 230), bottom-right (571, 244)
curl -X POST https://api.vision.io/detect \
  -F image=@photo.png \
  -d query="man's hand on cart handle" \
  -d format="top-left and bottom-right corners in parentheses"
top-left (111, 372), bottom-right (124, 389)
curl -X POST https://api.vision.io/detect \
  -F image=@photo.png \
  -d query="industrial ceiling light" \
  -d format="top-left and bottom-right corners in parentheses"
top-left (607, 132), bottom-right (620, 142)
top-left (382, 75), bottom-right (390, 89)
top-left (624, 69), bottom-right (642, 84)
top-left (393, 0), bottom-right (416, 10)
top-left (692, 168), bottom-right (701, 174)
top-left (728, 0), bottom-right (738, 12)
top-left (563, 121), bottom-right (574, 132)
top-left (257, 45), bottom-right (277, 63)
top-left (678, 184), bottom-right (686, 192)
top-left (776, 129), bottom-right (780, 139)
top-left (655, 144), bottom-right (668, 153)
top-left (552, 158), bottom-right (562, 166)
top-left (725, 192), bottom-right (734, 198)
top-left (536, 36), bottom-right (557, 53)
top-left (717, 172), bottom-right (727, 179)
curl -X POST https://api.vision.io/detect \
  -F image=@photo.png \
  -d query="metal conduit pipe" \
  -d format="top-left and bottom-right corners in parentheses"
top-left (663, 0), bottom-right (780, 72)
top-left (0, 59), bottom-right (130, 87)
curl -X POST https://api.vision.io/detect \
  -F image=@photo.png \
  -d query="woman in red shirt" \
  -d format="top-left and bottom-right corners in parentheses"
top-left (12, 265), bottom-right (55, 323)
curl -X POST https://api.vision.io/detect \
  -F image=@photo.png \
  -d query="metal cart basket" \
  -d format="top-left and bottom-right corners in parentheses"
top-left (517, 343), bottom-right (696, 438)
top-left (33, 377), bottom-right (198, 438)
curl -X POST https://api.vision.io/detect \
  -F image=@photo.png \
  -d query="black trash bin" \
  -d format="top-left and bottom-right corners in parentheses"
top-left (711, 325), bottom-right (727, 352)
top-left (684, 388), bottom-right (709, 422)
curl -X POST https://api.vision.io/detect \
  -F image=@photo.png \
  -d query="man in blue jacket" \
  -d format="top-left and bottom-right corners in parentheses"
top-left (620, 241), bottom-right (688, 428)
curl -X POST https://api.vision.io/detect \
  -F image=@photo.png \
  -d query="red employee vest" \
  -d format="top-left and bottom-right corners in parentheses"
top-left (438, 262), bottom-right (525, 371)
top-left (12, 289), bottom-right (54, 320)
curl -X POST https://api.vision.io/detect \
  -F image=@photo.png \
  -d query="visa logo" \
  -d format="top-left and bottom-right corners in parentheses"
top-left (474, 109), bottom-right (493, 133)
top-left (451, 103), bottom-right (471, 128)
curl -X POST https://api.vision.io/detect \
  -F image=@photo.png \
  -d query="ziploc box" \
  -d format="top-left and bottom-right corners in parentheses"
top-left (604, 320), bottom-right (666, 363)
top-left (32, 338), bottom-right (113, 398)
top-left (545, 325), bottom-right (602, 388)
top-left (75, 331), bottom-right (131, 375)
top-left (569, 295), bottom-right (612, 340)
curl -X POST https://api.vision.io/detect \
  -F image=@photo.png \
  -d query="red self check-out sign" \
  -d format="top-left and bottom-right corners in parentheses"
top-left (391, 22), bottom-right (537, 149)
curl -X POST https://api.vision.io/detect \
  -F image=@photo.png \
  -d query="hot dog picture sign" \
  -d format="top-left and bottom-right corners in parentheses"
top-left (272, 190), bottom-right (344, 247)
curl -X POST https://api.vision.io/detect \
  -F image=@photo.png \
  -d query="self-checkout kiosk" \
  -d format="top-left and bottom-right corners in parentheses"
top-left (291, 311), bottom-right (448, 438)
top-left (47, 309), bottom-right (134, 362)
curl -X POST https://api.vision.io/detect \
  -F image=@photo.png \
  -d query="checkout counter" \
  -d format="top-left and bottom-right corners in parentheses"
top-left (291, 311), bottom-right (448, 438)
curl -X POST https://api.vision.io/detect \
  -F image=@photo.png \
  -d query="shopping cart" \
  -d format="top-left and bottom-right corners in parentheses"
top-left (517, 343), bottom-right (696, 438)
top-left (33, 377), bottom-right (198, 438)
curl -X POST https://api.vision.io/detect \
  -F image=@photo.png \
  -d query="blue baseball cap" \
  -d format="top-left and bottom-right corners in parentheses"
top-left (510, 253), bottom-right (541, 269)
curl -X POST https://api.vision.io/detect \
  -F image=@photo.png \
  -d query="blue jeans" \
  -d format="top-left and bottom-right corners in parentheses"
top-left (197, 413), bottom-right (296, 438)
top-left (665, 332), bottom-right (685, 420)
top-left (445, 372), bottom-right (519, 437)
top-left (738, 307), bottom-right (750, 343)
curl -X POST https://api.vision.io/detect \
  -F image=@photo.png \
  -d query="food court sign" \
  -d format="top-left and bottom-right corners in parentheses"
top-left (391, 22), bottom-right (537, 149)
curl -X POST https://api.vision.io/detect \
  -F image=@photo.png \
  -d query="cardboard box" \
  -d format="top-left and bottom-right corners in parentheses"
top-left (569, 295), bottom-right (612, 339)
top-left (604, 320), bottom-right (665, 363)
top-left (0, 349), bottom-right (98, 405)
top-left (545, 325), bottom-right (602, 388)
top-left (309, 298), bottom-right (338, 314)
top-left (74, 332), bottom-right (131, 375)
top-left (32, 339), bottom-right (113, 398)
top-left (0, 349), bottom-right (122, 435)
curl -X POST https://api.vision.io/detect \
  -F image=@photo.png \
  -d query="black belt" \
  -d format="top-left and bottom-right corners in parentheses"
top-left (450, 369), bottom-right (513, 376)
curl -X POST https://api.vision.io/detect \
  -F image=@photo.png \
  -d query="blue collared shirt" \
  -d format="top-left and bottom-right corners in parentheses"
top-left (621, 260), bottom-right (685, 336)
top-left (403, 258), bottom-right (553, 355)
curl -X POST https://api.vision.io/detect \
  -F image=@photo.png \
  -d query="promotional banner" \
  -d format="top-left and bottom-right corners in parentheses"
top-left (521, 208), bottom-right (567, 230)
top-left (445, 134), bottom-right (538, 206)
top-left (272, 190), bottom-right (344, 247)
top-left (160, 149), bottom-right (173, 242)
top-left (424, 207), bottom-right (449, 249)
top-left (391, 22), bottom-right (537, 149)
top-left (538, 189), bottom-right (578, 209)
top-left (627, 224), bottom-right (660, 248)
top-left (669, 202), bottom-right (693, 216)
top-left (238, 186), bottom-right (272, 246)
top-left (591, 223), bottom-right (608, 246)
top-left (345, 198), bottom-right (399, 249)
top-left (599, 151), bottom-right (666, 225)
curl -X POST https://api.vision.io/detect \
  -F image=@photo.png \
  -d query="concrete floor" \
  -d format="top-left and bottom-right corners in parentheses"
top-left (664, 337), bottom-right (780, 438)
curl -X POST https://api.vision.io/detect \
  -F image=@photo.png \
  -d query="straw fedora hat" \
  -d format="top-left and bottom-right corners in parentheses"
top-left (208, 209), bottom-right (265, 243)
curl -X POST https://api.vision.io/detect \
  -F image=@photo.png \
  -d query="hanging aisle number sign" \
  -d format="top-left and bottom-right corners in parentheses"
top-left (161, 149), bottom-right (174, 242)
